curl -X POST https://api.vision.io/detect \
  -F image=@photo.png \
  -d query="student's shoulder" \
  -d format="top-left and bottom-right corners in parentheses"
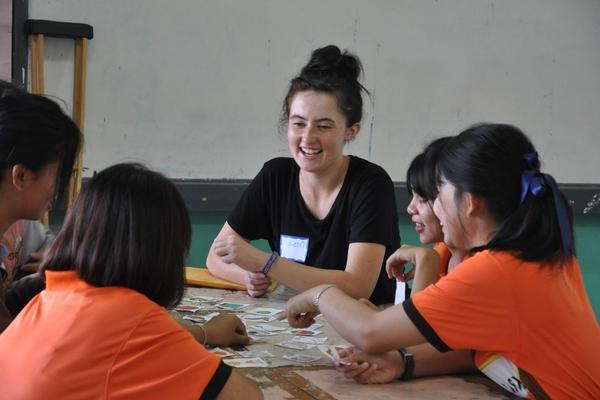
top-left (262, 157), bottom-right (295, 170)
top-left (348, 155), bottom-right (393, 181)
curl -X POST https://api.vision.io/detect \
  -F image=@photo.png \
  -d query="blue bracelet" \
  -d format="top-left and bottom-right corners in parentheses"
top-left (260, 251), bottom-right (279, 275)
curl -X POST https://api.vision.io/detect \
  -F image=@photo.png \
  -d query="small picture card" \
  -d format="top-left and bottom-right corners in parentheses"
top-left (246, 307), bottom-right (283, 317)
top-left (247, 327), bottom-right (279, 336)
top-left (292, 336), bottom-right (328, 345)
top-left (223, 357), bottom-right (269, 368)
top-left (254, 323), bottom-right (288, 333)
top-left (182, 315), bottom-right (207, 324)
top-left (174, 304), bottom-right (201, 312)
top-left (283, 354), bottom-right (321, 364)
top-left (275, 340), bottom-right (315, 350)
top-left (217, 302), bottom-right (250, 311)
top-left (209, 347), bottom-right (235, 358)
top-left (285, 328), bottom-right (322, 337)
top-left (240, 314), bottom-right (275, 323)
top-left (189, 295), bottom-right (223, 304)
top-left (395, 279), bottom-right (406, 304)
top-left (238, 350), bottom-right (275, 358)
top-left (317, 345), bottom-right (351, 366)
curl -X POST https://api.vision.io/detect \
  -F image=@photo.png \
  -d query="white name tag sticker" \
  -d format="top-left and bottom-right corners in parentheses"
top-left (279, 235), bottom-right (309, 263)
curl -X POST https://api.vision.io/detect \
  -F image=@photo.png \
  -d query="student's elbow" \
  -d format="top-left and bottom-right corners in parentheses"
top-left (354, 322), bottom-right (386, 353)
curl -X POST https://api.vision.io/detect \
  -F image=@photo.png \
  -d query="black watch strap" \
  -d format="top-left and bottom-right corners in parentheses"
top-left (398, 348), bottom-right (414, 380)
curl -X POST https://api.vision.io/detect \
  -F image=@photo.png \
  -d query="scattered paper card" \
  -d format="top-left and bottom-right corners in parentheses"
top-left (395, 279), bottom-right (406, 304)
top-left (318, 345), bottom-right (351, 366)
top-left (240, 314), bottom-right (275, 323)
top-left (223, 357), bottom-right (269, 368)
top-left (174, 304), bottom-right (201, 312)
top-left (238, 350), bottom-right (275, 358)
top-left (283, 354), bottom-right (321, 363)
top-left (275, 340), bottom-right (315, 350)
top-left (209, 347), bottom-right (235, 358)
top-left (292, 336), bottom-right (328, 345)
top-left (246, 307), bottom-right (283, 317)
top-left (254, 323), bottom-right (288, 333)
top-left (217, 302), bottom-right (250, 311)
top-left (285, 328), bottom-right (322, 336)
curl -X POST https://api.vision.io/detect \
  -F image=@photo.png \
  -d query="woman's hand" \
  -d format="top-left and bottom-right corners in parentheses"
top-left (212, 235), bottom-right (266, 272)
top-left (202, 313), bottom-right (250, 347)
top-left (244, 272), bottom-right (271, 297)
top-left (335, 347), bottom-right (405, 384)
top-left (385, 245), bottom-right (439, 281)
top-left (280, 285), bottom-right (329, 328)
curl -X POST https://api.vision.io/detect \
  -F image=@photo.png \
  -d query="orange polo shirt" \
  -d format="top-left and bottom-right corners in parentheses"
top-left (433, 242), bottom-right (451, 278)
top-left (0, 270), bottom-right (229, 400)
top-left (404, 251), bottom-right (600, 399)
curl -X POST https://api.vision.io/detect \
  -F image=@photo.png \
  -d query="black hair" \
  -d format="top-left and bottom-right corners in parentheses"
top-left (0, 80), bottom-right (27, 98)
top-left (42, 163), bottom-right (191, 308)
top-left (281, 45), bottom-right (369, 128)
top-left (436, 123), bottom-right (575, 265)
top-left (0, 83), bottom-right (81, 202)
top-left (407, 137), bottom-right (452, 201)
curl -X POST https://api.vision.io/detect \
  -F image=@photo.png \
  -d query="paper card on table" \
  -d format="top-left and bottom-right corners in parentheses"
top-left (182, 315), bottom-right (207, 324)
top-left (238, 350), bottom-right (275, 358)
top-left (317, 345), bottom-right (351, 366)
top-left (209, 347), bottom-right (235, 358)
top-left (217, 302), bottom-right (250, 311)
top-left (292, 336), bottom-right (328, 345)
top-left (247, 307), bottom-right (283, 317)
top-left (174, 304), bottom-right (201, 312)
top-left (247, 327), bottom-right (279, 336)
top-left (223, 357), bottom-right (269, 368)
top-left (395, 279), bottom-right (406, 304)
top-left (283, 354), bottom-right (321, 363)
top-left (275, 340), bottom-right (315, 350)
top-left (240, 314), bottom-right (275, 323)
top-left (188, 295), bottom-right (224, 304)
top-left (254, 323), bottom-right (288, 332)
top-left (285, 328), bottom-right (322, 336)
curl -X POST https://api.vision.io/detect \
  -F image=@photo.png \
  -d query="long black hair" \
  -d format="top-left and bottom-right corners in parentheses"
top-left (42, 163), bottom-right (191, 308)
top-left (436, 123), bottom-right (575, 265)
top-left (282, 45), bottom-right (370, 128)
top-left (407, 137), bottom-right (452, 201)
top-left (0, 83), bottom-right (81, 202)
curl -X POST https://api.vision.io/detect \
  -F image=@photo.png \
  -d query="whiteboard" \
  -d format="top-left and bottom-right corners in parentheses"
top-left (29, 0), bottom-right (600, 183)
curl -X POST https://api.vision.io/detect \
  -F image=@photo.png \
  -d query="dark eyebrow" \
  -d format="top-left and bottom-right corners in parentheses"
top-left (316, 118), bottom-right (335, 124)
top-left (289, 114), bottom-right (306, 120)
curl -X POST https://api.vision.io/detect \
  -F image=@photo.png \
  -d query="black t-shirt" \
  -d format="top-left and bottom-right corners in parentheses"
top-left (228, 156), bottom-right (400, 305)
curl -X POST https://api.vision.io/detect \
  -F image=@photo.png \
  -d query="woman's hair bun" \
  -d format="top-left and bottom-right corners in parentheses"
top-left (301, 45), bottom-right (361, 83)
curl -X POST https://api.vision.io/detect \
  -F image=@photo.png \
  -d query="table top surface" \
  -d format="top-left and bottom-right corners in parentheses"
top-left (174, 284), bottom-right (513, 400)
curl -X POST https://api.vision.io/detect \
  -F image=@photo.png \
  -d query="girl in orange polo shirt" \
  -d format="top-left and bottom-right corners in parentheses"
top-left (0, 163), bottom-right (262, 400)
top-left (282, 123), bottom-right (600, 399)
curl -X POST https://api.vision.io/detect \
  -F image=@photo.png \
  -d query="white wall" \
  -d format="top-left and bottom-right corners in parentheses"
top-left (29, 0), bottom-right (600, 182)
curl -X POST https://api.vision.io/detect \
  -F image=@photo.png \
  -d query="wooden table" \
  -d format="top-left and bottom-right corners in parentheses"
top-left (177, 284), bottom-right (513, 400)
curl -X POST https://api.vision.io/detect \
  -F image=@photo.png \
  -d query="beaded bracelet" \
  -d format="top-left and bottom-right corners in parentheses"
top-left (260, 251), bottom-right (279, 275)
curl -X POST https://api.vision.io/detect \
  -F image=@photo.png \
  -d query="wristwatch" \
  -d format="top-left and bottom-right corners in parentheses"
top-left (398, 348), bottom-right (414, 380)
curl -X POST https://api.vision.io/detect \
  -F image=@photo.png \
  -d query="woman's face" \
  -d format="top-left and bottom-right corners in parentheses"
top-left (433, 178), bottom-right (469, 250)
top-left (22, 162), bottom-right (59, 219)
top-left (406, 192), bottom-right (443, 245)
top-left (287, 90), bottom-right (358, 175)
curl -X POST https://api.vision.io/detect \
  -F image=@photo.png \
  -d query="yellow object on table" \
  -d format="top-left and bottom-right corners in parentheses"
top-left (185, 267), bottom-right (277, 292)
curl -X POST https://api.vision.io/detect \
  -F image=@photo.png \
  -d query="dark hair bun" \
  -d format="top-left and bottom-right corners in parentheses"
top-left (301, 45), bottom-right (361, 83)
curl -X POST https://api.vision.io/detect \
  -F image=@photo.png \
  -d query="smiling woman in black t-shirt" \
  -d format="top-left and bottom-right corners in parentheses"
top-left (207, 45), bottom-right (399, 305)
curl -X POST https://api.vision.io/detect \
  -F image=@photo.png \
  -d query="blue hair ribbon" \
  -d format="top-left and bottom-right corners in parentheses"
top-left (520, 152), bottom-right (574, 255)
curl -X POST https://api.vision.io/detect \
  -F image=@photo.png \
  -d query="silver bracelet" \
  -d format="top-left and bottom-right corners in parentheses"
top-left (313, 284), bottom-right (336, 308)
top-left (198, 325), bottom-right (208, 346)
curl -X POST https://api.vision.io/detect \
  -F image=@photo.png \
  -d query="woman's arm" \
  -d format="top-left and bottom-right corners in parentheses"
top-left (213, 233), bottom-right (386, 300)
top-left (206, 223), bottom-right (272, 297)
top-left (216, 370), bottom-right (263, 400)
top-left (337, 344), bottom-right (474, 384)
top-left (284, 284), bottom-right (426, 353)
